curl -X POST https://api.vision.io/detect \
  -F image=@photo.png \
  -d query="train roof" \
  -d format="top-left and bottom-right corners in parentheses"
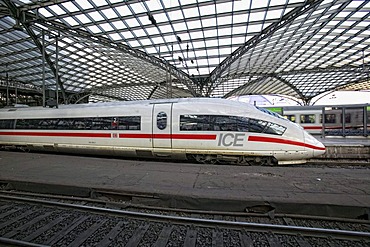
top-left (282, 103), bottom-right (369, 111)
top-left (0, 98), bottom-right (256, 113)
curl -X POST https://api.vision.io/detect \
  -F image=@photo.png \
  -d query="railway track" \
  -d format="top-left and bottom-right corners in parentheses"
top-left (0, 190), bottom-right (369, 247)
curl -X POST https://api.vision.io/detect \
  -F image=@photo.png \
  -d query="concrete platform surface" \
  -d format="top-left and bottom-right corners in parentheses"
top-left (315, 136), bottom-right (370, 146)
top-left (1, 151), bottom-right (369, 212)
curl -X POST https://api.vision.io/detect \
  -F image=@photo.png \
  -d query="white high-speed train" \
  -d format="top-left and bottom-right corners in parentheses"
top-left (0, 98), bottom-right (325, 165)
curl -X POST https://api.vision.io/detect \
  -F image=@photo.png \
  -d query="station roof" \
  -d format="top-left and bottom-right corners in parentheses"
top-left (0, 0), bottom-right (369, 104)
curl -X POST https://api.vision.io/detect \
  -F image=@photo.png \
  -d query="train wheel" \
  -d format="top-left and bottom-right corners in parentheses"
top-left (258, 157), bottom-right (277, 166)
top-left (245, 156), bottom-right (277, 166)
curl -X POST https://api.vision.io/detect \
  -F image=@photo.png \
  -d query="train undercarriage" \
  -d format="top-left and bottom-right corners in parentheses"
top-left (189, 154), bottom-right (278, 166)
top-left (1, 143), bottom-right (284, 166)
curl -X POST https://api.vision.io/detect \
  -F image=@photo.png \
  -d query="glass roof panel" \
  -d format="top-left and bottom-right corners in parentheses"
top-left (109, 33), bottom-right (121, 41)
top-left (111, 20), bottom-right (125, 29)
top-left (87, 25), bottom-right (101, 34)
top-left (61, 2), bottom-right (80, 13)
top-left (144, 1), bottom-right (162, 11)
top-left (62, 17), bottom-right (79, 26)
top-left (137, 15), bottom-right (151, 26)
top-left (88, 11), bottom-right (105, 22)
top-left (75, 0), bottom-right (93, 9)
top-left (114, 5), bottom-right (131, 16)
top-left (92, 0), bottom-right (108, 7)
top-left (101, 8), bottom-right (119, 19)
top-left (75, 14), bottom-right (92, 24)
top-left (0, 0), bottom-right (369, 104)
top-left (99, 23), bottom-right (114, 32)
top-left (47, 5), bottom-right (66, 15)
top-left (129, 2), bottom-right (145, 13)
top-left (38, 8), bottom-right (53, 18)
top-left (199, 4), bottom-right (215, 15)
top-left (125, 18), bottom-right (140, 28)
top-left (183, 8), bottom-right (200, 18)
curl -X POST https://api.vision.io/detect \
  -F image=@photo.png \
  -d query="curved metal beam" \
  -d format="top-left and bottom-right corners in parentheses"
top-left (271, 74), bottom-right (305, 99)
top-left (223, 73), bottom-right (305, 100)
top-left (206, 0), bottom-right (324, 96)
top-left (147, 84), bottom-right (162, 100)
top-left (222, 75), bottom-right (269, 99)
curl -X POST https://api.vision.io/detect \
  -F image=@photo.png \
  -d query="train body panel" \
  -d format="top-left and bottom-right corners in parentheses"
top-left (0, 98), bottom-right (325, 165)
top-left (171, 100), bottom-right (309, 162)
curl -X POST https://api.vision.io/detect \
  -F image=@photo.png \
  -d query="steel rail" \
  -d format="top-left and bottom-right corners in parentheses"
top-left (0, 189), bottom-right (368, 225)
top-left (0, 194), bottom-right (369, 241)
top-left (0, 237), bottom-right (50, 247)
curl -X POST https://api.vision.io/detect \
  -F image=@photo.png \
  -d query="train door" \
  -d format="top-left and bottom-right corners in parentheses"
top-left (152, 103), bottom-right (172, 148)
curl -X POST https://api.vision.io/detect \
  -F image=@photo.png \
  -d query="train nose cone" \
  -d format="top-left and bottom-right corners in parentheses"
top-left (313, 141), bottom-right (326, 157)
top-left (304, 132), bottom-right (326, 158)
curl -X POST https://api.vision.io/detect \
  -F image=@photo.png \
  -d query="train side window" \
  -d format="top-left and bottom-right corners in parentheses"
top-left (300, 114), bottom-right (315, 124)
top-left (118, 116), bottom-right (141, 130)
top-left (157, 112), bottom-right (167, 130)
top-left (180, 115), bottom-right (202, 131)
top-left (180, 115), bottom-right (280, 134)
top-left (0, 119), bottom-right (14, 129)
top-left (15, 119), bottom-right (39, 129)
top-left (249, 119), bottom-right (267, 133)
top-left (38, 119), bottom-right (59, 129)
top-left (213, 116), bottom-right (237, 131)
top-left (340, 113), bottom-right (351, 124)
top-left (264, 122), bottom-right (286, 135)
top-left (91, 117), bottom-right (111, 130)
top-left (284, 115), bottom-right (296, 122)
top-left (235, 116), bottom-right (249, 132)
top-left (56, 118), bottom-right (75, 129)
top-left (324, 114), bottom-right (336, 124)
top-left (74, 118), bottom-right (88, 129)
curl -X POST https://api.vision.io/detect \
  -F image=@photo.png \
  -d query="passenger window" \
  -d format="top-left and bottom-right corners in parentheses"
top-left (300, 114), bottom-right (315, 124)
top-left (0, 119), bottom-right (14, 129)
top-left (118, 116), bottom-right (141, 130)
top-left (340, 113), bottom-right (351, 124)
top-left (324, 114), bottom-right (336, 124)
top-left (284, 115), bottom-right (296, 122)
top-left (249, 119), bottom-right (267, 133)
top-left (157, 112), bottom-right (167, 130)
top-left (214, 116), bottom-right (237, 131)
top-left (264, 122), bottom-right (286, 135)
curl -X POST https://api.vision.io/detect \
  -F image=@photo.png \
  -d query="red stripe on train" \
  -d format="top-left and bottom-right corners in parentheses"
top-left (303, 126), bottom-right (322, 130)
top-left (248, 136), bottom-right (325, 150)
top-left (119, 133), bottom-right (217, 140)
top-left (0, 131), bottom-right (110, 138)
top-left (0, 132), bottom-right (217, 140)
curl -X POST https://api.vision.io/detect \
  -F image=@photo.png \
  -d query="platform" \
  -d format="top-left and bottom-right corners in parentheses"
top-left (314, 136), bottom-right (370, 160)
top-left (0, 150), bottom-right (369, 218)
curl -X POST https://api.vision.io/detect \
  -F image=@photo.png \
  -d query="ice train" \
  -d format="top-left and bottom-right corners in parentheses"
top-left (0, 98), bottom-right (325, 165)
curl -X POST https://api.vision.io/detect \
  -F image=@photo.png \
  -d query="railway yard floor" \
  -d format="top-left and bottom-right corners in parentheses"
top-left (0, 150), bottom-right (369, 220)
